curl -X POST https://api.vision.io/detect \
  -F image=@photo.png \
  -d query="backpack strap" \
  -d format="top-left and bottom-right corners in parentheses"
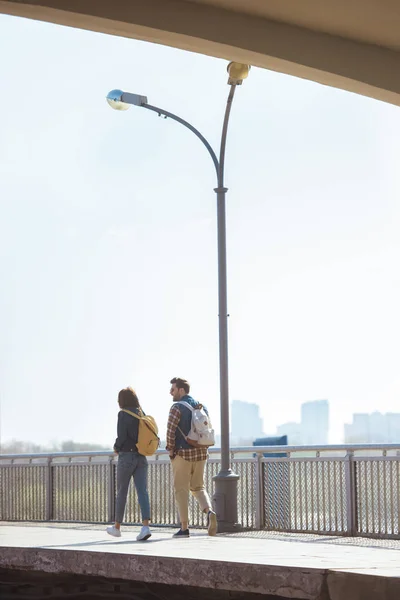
top-left (176, 401), bottom-right (194, 412)
top-left (121, 408), bottom-right (142, 420)
top-left (176, 425), bottom-right (188, 440)
top-left (176, 402), bottom-right (199, 442)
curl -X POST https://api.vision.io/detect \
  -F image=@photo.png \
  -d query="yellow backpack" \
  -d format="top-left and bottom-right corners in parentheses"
top-left (121, 408), bottom-right (160, 456)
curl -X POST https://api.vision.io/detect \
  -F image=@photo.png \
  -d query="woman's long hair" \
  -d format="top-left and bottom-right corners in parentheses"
top-left (118, 387), bottom-right (140, 410)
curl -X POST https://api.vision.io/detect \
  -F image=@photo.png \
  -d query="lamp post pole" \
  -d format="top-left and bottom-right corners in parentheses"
top-left (106, 62), bottom-right (250, 532)
top-left (212, 82), bottom-right (241, 531)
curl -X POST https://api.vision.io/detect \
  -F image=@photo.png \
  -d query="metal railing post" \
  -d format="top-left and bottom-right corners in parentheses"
top-left (107, 456), bottom-right (115, 523)
top-left (45, 457), bottom-right (53, 521)
top-left (344, 451), bottom-right (357, 536)
top-left (254, 452), bottom-right (264, 529)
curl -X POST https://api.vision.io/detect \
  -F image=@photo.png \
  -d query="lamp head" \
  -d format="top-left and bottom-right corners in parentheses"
top-left (106, 89), bottom-right (129, 111)
top-left (227, 62), bottom-right (251, 85)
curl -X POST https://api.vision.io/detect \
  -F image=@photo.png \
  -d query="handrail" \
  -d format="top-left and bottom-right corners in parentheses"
top-left (1, 443), bottom-right (400, 461)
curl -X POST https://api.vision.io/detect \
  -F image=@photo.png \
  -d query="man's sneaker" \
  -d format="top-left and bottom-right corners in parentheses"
top-left (106, 525), bottom-right (121, 538)
top-left (172, 528), bottom-right (190, 538)
top-left (207, 510), bottom-right (217, 536)
top-left (136, 525), bottom-right (151, 541)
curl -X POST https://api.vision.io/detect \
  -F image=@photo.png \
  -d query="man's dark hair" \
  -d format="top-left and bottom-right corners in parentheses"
top-left (170, 377), bottom-right (190, 394)
top-left (118, 387), bottom-right (140, 409)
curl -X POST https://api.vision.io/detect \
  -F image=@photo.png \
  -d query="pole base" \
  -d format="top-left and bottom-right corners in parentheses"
top-left (212, 469), bottom-right (242, 533)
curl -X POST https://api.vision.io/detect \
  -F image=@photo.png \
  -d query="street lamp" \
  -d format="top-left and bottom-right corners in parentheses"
top-left (106, 61), bottom-right (250, 532)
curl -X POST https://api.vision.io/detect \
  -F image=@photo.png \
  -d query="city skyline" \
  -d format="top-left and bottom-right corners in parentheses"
top-left (231, 398), bottom-right (400, 445)
top-left (232, 398), bottom-right (330, 445)
top-left (344, 411), bottom-right (400, 444)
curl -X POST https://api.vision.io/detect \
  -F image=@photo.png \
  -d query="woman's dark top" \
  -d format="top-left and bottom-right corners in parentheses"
top-left (114, 407), bottom-right (140, 452)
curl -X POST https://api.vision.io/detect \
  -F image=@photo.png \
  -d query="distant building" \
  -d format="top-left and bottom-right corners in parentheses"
top-left (344, 411), bottom-right (400, 443)
top-left (276, 421), bottom-right (303, 445)
top-left (301, 399), bottom-right (329, 445)
top-left (231, 400), bottom-right (263, 443)
top-left (275, 399), bottom-right (330, 446)
top-left (344, 413), bottom-right (370, 443)
top-left (387, 413), bottom-right (400, 442)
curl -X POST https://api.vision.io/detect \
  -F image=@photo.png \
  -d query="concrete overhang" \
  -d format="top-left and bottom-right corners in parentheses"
top-left (1, 0), bottom-right (400, 106)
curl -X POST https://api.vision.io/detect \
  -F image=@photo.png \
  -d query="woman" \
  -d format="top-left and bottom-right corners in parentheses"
top-left (106, 387), bottom-right (151, 541)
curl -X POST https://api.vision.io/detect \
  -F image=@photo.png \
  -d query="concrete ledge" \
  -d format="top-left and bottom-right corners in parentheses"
top-left (2, 546), bottom-right (400, 600)
top-left (0, 547), bottom-right (324, 600)
top-left (327, 570), bottom-right (400, 600)
top-left (0, 569), bottom-right (309, 600)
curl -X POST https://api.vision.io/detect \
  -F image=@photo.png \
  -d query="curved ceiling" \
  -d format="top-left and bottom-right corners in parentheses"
top-left (1, 0), bottom-right (399, 105)
top-left (189, 0), bottom-right (400, 51)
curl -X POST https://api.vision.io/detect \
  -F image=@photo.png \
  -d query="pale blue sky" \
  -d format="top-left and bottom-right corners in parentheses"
top-left (1, 15), bottom-right (400, 446)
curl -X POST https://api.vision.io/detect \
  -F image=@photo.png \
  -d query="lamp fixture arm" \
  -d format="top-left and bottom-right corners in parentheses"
top-left (142, 103), bottom-right (219, 179)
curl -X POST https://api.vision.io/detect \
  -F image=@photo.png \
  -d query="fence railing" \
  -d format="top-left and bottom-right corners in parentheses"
top-left (1, 445), bottom-right (400, 538)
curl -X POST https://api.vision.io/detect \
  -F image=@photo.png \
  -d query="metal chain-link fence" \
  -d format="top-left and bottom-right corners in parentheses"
top-left (262, 459), bottom-right (347, 534)
top-left (1, 446), bottom-right (399, 539)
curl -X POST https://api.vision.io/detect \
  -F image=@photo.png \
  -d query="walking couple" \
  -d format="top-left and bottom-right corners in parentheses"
top-left (106, 377), bottom-right (217, 541)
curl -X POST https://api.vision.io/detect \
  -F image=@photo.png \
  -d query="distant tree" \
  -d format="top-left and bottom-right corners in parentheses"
top-left (1, 439), bottom-right (43, 454)
top-left (1, 439), bottom-right (111, 454)
top-left (60, 440), bottom-right (111, 452)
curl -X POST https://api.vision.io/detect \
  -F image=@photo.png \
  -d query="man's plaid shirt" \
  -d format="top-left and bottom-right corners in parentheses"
top-left (166, 404), bottom-right (208, 462)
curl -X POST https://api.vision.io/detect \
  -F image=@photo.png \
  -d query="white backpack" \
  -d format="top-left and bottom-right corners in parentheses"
top-left (177, 401), bottom-right (215, 447)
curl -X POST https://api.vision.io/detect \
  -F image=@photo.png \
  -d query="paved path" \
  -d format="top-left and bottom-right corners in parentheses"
top-left (1, 523), bottom-right (400, 599)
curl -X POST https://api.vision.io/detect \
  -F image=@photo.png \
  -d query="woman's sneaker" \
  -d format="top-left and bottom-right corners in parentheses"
top-left (136, 526), bottom-right (151, 541)
top-left (106, 525), bottom-right (121, 538)
top-left (172, 528), bottom-right (190, 538)
top-left (207, 510), bottom-right (217, 536)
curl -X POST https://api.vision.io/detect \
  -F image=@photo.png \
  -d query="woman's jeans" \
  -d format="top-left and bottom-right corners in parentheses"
top-left (115, 451), bottom-right (151, 523)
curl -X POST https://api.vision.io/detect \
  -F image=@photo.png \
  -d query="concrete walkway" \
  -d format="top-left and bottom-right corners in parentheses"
top-left (1, 523), bottom-right (400, 599)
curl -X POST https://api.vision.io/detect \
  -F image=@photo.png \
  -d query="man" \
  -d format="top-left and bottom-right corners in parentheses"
top-left (166, 377), bottom-right (217, 537)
